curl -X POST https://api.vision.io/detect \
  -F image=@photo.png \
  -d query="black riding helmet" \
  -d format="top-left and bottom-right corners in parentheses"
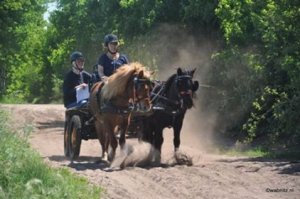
top-left (104, 34), bottom-right (118, 47)
top-left (70, 51), bottom-right (84, 63)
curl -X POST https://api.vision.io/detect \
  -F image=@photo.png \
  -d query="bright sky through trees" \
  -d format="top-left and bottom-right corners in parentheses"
top-left (43, 2), bottom-right (57, 21)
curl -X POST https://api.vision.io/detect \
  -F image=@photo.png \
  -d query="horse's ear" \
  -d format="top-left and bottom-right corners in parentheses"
top-left (192, 80), bottom-right (199, 92)
top-left (177, 68), bottom-right (183, 76)
top-left (190, 68), bottom-right (196, 77)
top-left (138, 70), bottom-right (144, 78)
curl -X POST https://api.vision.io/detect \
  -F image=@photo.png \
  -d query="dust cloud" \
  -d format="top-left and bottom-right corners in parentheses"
top-left (148, 24), bottom-right (220, 153)
top-left (110, 142), bottom-right (194, 169)
top-left (112, 23), bottom-right (223, 167)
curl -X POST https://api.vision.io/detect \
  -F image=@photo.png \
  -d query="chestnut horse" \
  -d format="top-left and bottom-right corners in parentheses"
top-left (89, 62), bottom-right (152, 162)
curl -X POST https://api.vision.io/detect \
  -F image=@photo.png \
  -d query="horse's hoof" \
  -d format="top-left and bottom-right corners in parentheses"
top-left (102, 152), bottom-right (109, 162)
top-left (174, 151), bottom-right (193, 166)
top-left (103, 167), bottom-right (114, 172)
top-left (108, 151), bottom-right (116, 162)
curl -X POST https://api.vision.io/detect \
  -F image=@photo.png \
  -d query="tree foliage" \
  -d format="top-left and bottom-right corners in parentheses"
top-left (1, 0), bottom-right (299, 149)
top-left (0, 0), bottom-right (47, 102)
top-left (216, 0), bottom-right (300, 148)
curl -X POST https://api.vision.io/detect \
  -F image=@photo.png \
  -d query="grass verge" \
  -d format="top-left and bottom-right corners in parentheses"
top-left (0, 110), bottom-right (102, 199)
top-left (219, 146), bottom-right (300, 160)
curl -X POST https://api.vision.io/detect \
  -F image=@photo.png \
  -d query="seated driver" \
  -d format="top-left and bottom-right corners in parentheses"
top-left (63, 51), bottom-right (91, 109)
top-left (94, 34), bottom-right (129, 82)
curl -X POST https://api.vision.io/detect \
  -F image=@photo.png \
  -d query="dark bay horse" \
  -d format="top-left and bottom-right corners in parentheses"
top-left (89, 62), bottom-right (152, 162)
top-left (141, 68), bottom-right (199, 160)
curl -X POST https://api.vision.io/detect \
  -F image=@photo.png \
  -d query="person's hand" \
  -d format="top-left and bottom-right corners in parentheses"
top-left (75, 83), bottom-right (88, 89)
top-left (101, 76), bottom-right (108, 82)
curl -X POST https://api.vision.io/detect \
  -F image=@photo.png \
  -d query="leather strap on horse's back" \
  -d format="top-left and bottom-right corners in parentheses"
top-left (96, 82), bottom-right (105, 113)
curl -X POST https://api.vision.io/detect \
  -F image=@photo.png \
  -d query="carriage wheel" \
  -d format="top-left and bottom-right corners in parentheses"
top-left (68, 115), bottom-right (82, 160)
top-left (64, 119), bottom-right (70, 157)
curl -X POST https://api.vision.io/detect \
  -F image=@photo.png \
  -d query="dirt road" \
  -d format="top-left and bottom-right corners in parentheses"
top-left (1, 104), bottom-right (299, 199)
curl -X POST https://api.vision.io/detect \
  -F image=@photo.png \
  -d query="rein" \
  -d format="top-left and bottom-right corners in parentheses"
top-left (131, 76), bottom-right (151, 111)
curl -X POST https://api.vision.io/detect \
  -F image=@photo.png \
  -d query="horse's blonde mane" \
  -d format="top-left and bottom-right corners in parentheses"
top-left (101, 62), bottom-right (151, 100)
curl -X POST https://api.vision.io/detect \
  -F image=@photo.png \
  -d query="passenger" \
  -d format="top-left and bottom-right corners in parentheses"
top-left (63, 51), bottom-right (91, 109)
top-left (94, 34), bottom-right (129, 82)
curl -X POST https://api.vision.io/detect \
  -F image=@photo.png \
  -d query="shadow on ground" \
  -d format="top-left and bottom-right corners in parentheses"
top-left (36, 120), bottom-right (64, 129)
top-left (218, 157), bottom-right (300, 175)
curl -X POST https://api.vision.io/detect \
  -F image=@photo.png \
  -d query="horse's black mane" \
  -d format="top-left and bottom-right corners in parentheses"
top-left (164, 74), bottom-right (177, 92)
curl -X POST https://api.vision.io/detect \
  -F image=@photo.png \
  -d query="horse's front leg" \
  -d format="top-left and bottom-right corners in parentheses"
top-left (102, 121), bottom-right (117, 162)
top-left (108, 126), bottom-right (118, 162)
top-left (95, 121), bottom-right (108, 161)
top-left (154, 127), bottom-right (164, 153)
top-left (141, 118), bottom-right (153, 144)
top-left (173, 116), bottom-right (184, 152)
top-left (152, 127), bottom-right (163, 163)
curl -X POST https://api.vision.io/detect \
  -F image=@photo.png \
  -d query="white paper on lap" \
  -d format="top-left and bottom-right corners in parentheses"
top-left (76, 86), bottom-right (89, 103)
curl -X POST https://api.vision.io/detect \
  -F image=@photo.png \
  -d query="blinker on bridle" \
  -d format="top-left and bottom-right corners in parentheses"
top-left (133, 76), bottom-right (151, 101)
top-left (175, 75), bottom-right (193, 96)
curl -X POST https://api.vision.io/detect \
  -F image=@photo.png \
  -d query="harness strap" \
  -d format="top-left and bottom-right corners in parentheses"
top-left (100, 101), bottom-right (132, 115)
top-left (95, 82), bottom-right (105, 113)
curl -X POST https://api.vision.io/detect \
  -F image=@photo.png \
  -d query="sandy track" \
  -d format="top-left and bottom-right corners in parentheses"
top-left (1, 104), bottom-right (299, 199)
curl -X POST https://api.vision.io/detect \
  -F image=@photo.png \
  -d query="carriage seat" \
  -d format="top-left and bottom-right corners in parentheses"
top-left (66, 99), bottom-right (89, 110)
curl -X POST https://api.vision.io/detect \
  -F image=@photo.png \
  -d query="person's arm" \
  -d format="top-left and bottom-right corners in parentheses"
top-left (98, 64), bottom-right (109, 81)
top-left (63, 73), bottom-right (77, 107)
top-left (63, 74), bottom-right (75, 96)
top-left (97, 64), bottom-right (105, 77)
top-left (97, 54), bottom-right (109, 81)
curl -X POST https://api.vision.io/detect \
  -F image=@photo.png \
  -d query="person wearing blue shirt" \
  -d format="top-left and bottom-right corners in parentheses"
top-left (96, 34), bottom-right (129, 82)
top-left (63, 51), bottom-right (91, 108)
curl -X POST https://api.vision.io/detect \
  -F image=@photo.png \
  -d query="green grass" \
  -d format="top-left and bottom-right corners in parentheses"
top-left (0, 95), bottom-right (26, 104)
top-left (219, 146), bottom-right (300, 160)
top-left (0, 110), bottom-right (102, 199)
top-left (217, 147), bottom-right (268, 158)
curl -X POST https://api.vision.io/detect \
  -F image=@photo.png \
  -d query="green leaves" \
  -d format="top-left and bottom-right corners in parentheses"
top-left (0, 0), bottom-right (47, 102)
top-left (216, 0), bottom-right (300, 148)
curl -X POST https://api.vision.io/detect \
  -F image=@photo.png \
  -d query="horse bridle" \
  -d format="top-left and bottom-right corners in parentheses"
top-left (175, 74), bottom-right (193, 97)
top-left (150, 74), bottom-right (194, 112)
top-left (130, 76), bottom-right (152, 111)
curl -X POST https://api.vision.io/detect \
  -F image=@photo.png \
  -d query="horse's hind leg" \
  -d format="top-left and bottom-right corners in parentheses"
top-left (119, 121), bottom-right (129, 149)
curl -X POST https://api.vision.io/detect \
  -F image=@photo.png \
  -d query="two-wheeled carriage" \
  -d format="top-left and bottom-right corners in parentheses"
top-left (64, 104), bottom-right (97, 160)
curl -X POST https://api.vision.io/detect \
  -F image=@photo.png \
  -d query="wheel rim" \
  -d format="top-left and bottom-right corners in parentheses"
top-left (64, 125), bottom-right (69, 156)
